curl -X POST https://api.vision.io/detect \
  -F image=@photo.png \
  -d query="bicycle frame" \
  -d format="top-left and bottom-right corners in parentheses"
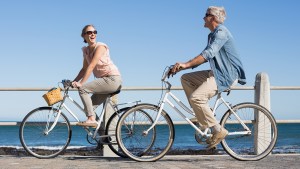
top-left (45, 91), bottom-right (118, 139)
top-left (144, 70), bottom-right (251, 137)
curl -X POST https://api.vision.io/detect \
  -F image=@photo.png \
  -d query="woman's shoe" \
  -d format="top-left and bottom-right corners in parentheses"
top-left (76, 121), bottom-right (98, 128)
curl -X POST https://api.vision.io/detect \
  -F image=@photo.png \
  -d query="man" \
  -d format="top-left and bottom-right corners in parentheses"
top-left (169, 6), bottom-right (246, 149)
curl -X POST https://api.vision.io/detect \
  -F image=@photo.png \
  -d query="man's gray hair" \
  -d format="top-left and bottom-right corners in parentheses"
top-left (208, 6), bottom-right (226, 24)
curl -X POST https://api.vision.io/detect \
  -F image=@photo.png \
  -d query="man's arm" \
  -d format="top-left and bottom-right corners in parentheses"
top-left (184, 54), bottom-right (207, 69)
top-left (169, 55), bottom-right (207, 76)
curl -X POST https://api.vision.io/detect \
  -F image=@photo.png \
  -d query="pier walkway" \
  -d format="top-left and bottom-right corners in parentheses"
top-left (0, 154), bottom-right (299, 169)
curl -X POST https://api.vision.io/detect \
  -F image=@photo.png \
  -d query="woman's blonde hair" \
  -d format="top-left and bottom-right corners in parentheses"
top-left (208, 6), bottom-right (226, 24)
top-left (81, 24), bottom-right (95, 43)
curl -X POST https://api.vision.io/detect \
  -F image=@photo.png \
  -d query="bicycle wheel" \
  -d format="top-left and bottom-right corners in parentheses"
top-left (105, 107), bottom-right (130, 158)
top-left (116, 104), bottom-right (175, 162)
top-left (220, 103), bottom-right (277, 161)
top-left (19, 107), bottom-right (72, 158)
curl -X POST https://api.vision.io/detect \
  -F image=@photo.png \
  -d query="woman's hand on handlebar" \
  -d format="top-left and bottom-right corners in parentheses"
top-left (72, 81), bottom-right (82, 88)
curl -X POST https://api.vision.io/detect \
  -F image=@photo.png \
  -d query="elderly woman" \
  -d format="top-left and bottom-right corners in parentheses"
top-left (169, 6), bottom-right (246, 149)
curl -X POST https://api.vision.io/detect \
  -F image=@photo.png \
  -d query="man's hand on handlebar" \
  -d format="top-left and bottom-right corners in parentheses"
top-left (168, 63), bottom-right (185, 78)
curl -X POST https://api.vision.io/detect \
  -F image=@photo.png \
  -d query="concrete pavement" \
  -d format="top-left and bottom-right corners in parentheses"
top-left (0, 154), bottom-right (299, 169)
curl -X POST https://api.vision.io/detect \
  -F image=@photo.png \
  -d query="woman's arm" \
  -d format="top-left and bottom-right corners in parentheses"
top-left (75, 45), bottom-right (107, 87)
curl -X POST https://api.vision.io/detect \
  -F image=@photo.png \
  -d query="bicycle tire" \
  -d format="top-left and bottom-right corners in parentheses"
top-left (116, 104), bottom-right (175, 162)
top-left (105, 107), bottom-right (130, 158)
top-left (220, 102), bottom-right (277, 161)
top-left (19, 107), bottom-right (72, 158)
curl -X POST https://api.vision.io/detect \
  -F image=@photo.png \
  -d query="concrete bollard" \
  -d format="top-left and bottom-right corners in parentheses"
top-left (254, 72), bottom-right (271, 154)
top-left (103, 94), bottom-right (118, 157)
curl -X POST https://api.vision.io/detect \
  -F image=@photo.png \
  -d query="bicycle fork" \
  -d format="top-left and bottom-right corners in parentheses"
top-left (44, 108), bottom-right (62, 135)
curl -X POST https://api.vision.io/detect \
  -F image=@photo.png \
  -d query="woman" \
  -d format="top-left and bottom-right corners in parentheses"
top-left (72, 24), bottom-right (122, 127)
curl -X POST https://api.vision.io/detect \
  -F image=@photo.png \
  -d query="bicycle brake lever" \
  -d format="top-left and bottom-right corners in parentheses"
top-left (62, 79), bottom-right (72, 88)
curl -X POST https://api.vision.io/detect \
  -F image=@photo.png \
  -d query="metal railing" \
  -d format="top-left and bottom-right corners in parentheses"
top-left (1, 86), bottom-right (300, 91)
top-left (1, 86), bottom-right (300, 125)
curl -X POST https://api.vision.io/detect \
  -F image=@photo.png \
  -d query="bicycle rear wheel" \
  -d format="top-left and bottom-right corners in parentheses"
top-left (116, 104), bottom-right (174, 162)
top-left (105, 107), bottom-right (130, 158)
top-left (220, 103), bottom-right (277, 161)
top-left (19, 107), bottom-right (72, 158)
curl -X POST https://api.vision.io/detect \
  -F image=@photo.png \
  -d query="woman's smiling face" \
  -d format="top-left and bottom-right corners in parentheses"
top-left (84, 26), bottom-right (97, 44)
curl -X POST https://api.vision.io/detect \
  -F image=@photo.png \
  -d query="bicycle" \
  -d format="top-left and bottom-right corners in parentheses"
top-left (19, 79), bottom-right (139, 158)
top-left (116, 66), bottom-right (278, 162)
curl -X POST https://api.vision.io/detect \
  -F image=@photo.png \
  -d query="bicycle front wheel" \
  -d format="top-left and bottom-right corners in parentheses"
top-left (220, 103), bottom-right (277, 161)
top-left (116, 104), bottom-right (175, 162)
top-left (19, 107), bottom-right (72, 158)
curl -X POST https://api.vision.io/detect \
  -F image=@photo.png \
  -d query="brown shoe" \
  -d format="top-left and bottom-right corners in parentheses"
top-left (206, 136), bottom-right (212, 145)
top-left (207, 128), bottom-right (228, 149)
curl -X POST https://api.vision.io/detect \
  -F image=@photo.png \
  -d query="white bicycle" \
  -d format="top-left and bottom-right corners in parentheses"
top-left (19, 80), bottom-right (138, 158)
top-left (116, 66), bottom-right (278, 162)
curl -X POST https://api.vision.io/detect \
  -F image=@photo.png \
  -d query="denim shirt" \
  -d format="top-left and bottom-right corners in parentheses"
top-left (200, 24), bottom-right (246, 93)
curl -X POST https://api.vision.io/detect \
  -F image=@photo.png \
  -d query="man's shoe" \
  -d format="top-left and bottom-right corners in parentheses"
top-left (205, 136), bottom-right (218, 149)
top-left (206, 136), bottom-right (212, 145)
top-left (207, 128), bottom-right (228, 149)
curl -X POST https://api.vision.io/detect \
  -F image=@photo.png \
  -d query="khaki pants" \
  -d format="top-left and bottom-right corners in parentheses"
top-left (181, 70), bottom-right (218, 129)
top-left (78, 75), bottom-right (122, 117)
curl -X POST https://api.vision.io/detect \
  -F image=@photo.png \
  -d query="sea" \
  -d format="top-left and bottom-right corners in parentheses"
top-left (0, 123), bottom-right (299, 154)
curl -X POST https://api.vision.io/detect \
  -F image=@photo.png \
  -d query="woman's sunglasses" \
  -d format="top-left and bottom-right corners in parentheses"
top-left (85, 30), bottom-right (97, 35)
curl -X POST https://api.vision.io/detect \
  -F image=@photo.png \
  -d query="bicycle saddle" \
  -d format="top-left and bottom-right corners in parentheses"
top-left (109, 86), bottom-right (122, 96)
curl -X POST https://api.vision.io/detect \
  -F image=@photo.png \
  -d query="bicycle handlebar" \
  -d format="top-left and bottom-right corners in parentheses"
top-left (161, 65), bottom-right (174, 82)
top-left (61, 79), bottom-right (72, 89)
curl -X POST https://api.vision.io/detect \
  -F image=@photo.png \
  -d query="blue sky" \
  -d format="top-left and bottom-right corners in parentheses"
top-left (0, 0), bottom-right (300, 121)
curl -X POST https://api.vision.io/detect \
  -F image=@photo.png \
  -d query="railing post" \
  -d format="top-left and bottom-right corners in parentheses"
top-left (254, 72), bottom-right (271, 154)
top-left (102, 94), bottom-right (118, 157)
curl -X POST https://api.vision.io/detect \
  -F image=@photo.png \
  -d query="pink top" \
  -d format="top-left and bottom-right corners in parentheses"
top-left (82, 42), bottom-right (121, 78)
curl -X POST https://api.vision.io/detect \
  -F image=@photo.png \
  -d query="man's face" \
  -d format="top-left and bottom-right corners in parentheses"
top-left (203, 10), bottom-right (214, 28)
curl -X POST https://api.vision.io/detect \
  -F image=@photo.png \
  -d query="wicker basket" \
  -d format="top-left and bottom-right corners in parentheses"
top-left (43, 88), bottom-right (63, 106)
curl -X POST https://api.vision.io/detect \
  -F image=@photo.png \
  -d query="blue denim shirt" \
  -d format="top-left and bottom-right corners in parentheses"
top-left (200, 24), bottom-right (246, 93)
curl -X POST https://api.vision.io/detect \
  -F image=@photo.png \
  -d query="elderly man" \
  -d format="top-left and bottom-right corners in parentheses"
top-left (169, 6), bottom-right (246, 149)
